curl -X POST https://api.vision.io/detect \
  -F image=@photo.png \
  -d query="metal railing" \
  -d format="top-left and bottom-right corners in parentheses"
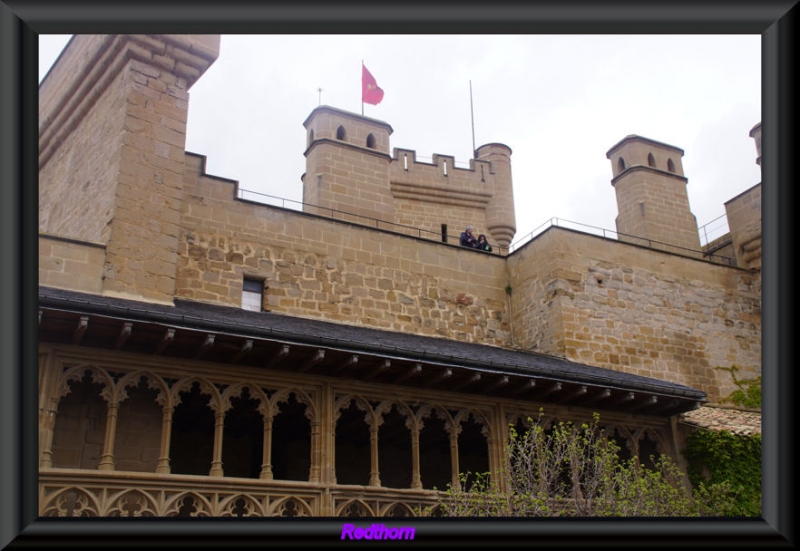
top-left (237, 188), bottom-right (491, 248)
top-left (237, 188), bottom-right (735, 265)
top-left (508, 217), bottom-right (736, 266)
top-left (697, 213), bottom-right (730, 247)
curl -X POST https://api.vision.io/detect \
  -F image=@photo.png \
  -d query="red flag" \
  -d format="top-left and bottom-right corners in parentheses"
top-left (362, 63), bottom-right (384, 105)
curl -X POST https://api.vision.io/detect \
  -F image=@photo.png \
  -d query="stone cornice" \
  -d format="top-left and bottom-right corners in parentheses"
top-left (610, 164), bottom-right (689, 186)
top-left (39, 34), bottom-right (219, 169)
top-left (390, 181), bottom-right (492, 209)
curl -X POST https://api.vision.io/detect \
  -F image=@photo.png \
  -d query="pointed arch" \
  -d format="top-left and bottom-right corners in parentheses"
top-left (270, 496), bottom-right (313, 517)
top-left (170, 376), bottom-right (222, 413)
top-left (221, 383), bottom-right (270, 416)
top-left (334, 394), bottom-right (376, 425)
top-left (380, 502), bottom-right (415, 517)
top-left (218, 494), bottom-right (265, 517)
top-left (40, 487), bottom-right (100, 517)
top-left (336, 125), bottom-right (346, 140)
top-left (272, 387), bottom-right (317, 422)
top-left (103, 489), bottom-right (159, 517)
top-left (163, 491), bottom-right (213, 517)
top-left (667, 158), bottom-right (676, 172)
top-left (57, 364), bottom-right (115, 404)
top-left (116, 370), bottom-right (169, 408)
top-left (366, 133), bottom-right (376, 149)
top-left (336, 498), bottom-right (373, 517)
top-left (647, 152), bottom-right (656, 167)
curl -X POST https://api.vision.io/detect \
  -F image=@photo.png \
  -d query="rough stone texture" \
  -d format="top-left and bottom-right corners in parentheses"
top-left (38, 34), bottom-right (761, 406)
top-left (725, 183), bottom-right (762, 271)
top-left (38, 235), bottom-right (106, 294)
top-left (507, 227), bottom-right (761, 402)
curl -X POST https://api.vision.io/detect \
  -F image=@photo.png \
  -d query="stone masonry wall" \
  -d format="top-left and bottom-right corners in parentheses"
top-left (178, 154), bottom-right (511, 345)
top-left (388, 150), bottom-right (493, 246)
top-left (38, 235), bottom-right (106, 295)
top-left (39, 36), bottom-right (129, 244)
top-left (507, 228), bottom-right (761, 402)
top-left (725, 184), bottom-right (762, 271)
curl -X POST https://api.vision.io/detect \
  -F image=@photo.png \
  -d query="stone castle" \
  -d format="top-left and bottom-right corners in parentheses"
top-left (37, 35), bottom-right (761, 517)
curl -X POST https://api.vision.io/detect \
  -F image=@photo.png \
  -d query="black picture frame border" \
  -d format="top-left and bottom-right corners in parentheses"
top-left (2, 1), bottom-right (795, 548)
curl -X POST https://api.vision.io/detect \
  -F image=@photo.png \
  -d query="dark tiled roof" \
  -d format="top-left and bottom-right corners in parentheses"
top-left (38, 286), bottom-right (706, 402)
top-left (680, 405), bottom-right (761, 436)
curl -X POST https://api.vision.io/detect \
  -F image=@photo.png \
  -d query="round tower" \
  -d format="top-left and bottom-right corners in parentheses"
top-left (606, 135), bottom-right (701, 255)
top-left (475, 143), bottom-right (516, 250)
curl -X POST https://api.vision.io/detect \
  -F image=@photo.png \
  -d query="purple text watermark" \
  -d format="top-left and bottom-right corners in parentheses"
top-left (341, 523), bottom-right (416, 541)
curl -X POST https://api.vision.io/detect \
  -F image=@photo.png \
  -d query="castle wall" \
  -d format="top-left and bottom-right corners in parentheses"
top-left (507, 228), bottom-right (761, 402)
top-left (39, 36), bottom-right (128, 244)
top-left (725, 184), bottom-right (762, 271)
top-left (388, 149), bottom-right (492, 243)
top-left (38, 235), bottom-right (106, 294)
top-left (40, 35), bottom-right (220, 306)
top-left (178, 154), bottom-right (511, 345)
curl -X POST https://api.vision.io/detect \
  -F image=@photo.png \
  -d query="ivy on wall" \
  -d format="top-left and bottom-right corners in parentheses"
top-left (683, 365), bottom-right (762, 517)
top-left (683, 428), bottom-right (761, 517)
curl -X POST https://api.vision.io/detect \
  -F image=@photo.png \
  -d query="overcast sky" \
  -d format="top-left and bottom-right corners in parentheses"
top-left (39, 34), bottom-right (761, 248)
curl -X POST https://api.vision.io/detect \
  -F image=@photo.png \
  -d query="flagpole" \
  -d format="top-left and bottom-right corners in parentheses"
top-left (469, 80), bottom-right (477, 157)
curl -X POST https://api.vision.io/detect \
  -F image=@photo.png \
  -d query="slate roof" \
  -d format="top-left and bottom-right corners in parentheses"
top-left (38, 286), bottom-right (707, 406)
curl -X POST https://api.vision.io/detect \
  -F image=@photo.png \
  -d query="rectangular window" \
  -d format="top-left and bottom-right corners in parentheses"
top-left (242, 278), bottom-right (264, 312)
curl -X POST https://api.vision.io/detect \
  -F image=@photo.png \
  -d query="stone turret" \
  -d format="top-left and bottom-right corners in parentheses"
top-left (302, 106), bottom-right (394, 222)
top-left (606, 135), bottom-right (701, 255)
top-left (476, 143), bottom-right (516, 251)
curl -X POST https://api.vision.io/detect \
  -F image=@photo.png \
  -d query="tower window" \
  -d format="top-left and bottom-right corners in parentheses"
top-left (242, 278), bottom-right (264, 312)
top-left (441, 224), bottom-right (448, 243)
top-left (667, 158), bottom-right (676, 173)
top-left (647, 153), bottom-right (656, 167)
top-left (617, 157), bottom-right (626, 172)
top-left (308, 129), bottom-right (314, 148)
top-left (336, 125), bottom-right (346, 140)
top-left (366, 133), bottom-right (376, 149)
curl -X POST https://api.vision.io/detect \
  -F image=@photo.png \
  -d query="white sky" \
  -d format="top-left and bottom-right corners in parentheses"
top-left (39, 34), bottom-right (761, 248)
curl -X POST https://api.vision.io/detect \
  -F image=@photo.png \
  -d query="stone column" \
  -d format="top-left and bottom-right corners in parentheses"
top-left (369, 424), bottom-right (381, 487)
top-left (209, 410), bottom-right (225, 476)
top-left (410, 427), bottom-right (422, 490)
top-left (97, 401), bottom-right (120, 470)
top-left (156, 406), bottom-right (174, 474)
top-left (260, 414), bottom-right (274, 480)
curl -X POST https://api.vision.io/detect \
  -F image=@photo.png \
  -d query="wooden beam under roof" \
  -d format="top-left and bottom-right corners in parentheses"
top-left (232, 339), bottom-right (253, 364)
top-left (72, 316), bottom-right (88, 345)
top-left (195, 334), bottom-right (216, 360)
top-left (394, 363), bottom-right (422, 384)
top-left (155, 328), bottom-right (175, 355)
top-left (484, 375), bottom-right (509, 393)
top-left (425, 367), bottom-right (452, 387)
top-left (508, 379), bottom-right (536, 396)
top-left (297, 349), bottom-right (325, 373)
top-left (363, 359), bottom-right (390, 381)
top-left (452, 372), bottom-right (481, 391)
top-left (265, 344), bottom-right (289, 368)
top-left (330, 354), bottom-right (359, 375)
top-left (114, 322), bottom-right (132, 349)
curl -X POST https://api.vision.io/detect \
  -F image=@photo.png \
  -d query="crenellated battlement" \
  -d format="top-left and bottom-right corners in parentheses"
top-left (302, 105), bottom-right (516, 251)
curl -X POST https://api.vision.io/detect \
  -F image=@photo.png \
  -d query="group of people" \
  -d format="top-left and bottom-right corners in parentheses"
top-left (460, 225), bottom-right (493, 252)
